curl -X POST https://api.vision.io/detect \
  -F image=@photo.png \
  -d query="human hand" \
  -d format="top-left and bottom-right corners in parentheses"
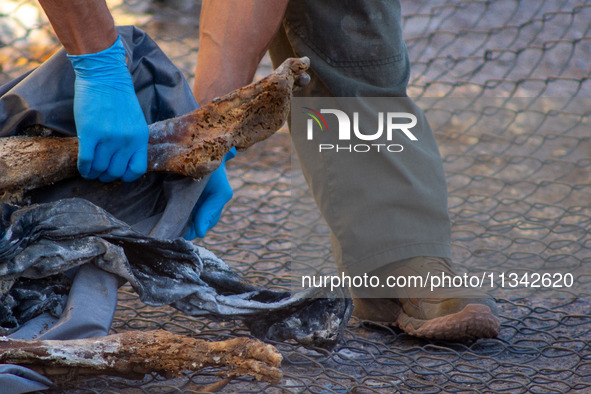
top-left (184, 148), bottom-right (237, 240)
top-left (67, 36), bottom-right (149, 182)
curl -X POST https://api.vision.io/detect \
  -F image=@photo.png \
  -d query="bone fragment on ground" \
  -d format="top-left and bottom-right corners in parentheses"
top-left (0, 330), bottom-right (283, 384)
top-left (0, 57), bottom-right (310, 196)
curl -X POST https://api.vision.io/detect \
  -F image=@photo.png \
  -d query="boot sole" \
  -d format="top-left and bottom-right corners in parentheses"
top-left (397, 304), bottom-right (500, 341)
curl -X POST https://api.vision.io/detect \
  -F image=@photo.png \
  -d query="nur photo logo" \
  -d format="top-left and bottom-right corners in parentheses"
top-left (303, 107), bottom-right (418, 153)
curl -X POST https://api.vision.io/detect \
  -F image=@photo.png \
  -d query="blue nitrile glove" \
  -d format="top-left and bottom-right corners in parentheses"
top-left (67, 36), bottom-right (149, 183)
top-left (184, 147), bottom-right (237, 240)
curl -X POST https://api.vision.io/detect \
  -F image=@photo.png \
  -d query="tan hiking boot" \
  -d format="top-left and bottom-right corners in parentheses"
top-left (396, 297), bottom-right (499, 340)
top-left (351, 257), bottom-right (500, 341)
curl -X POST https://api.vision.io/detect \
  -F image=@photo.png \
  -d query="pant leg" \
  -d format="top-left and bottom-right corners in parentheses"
top-left (269, 0), bottom-right (451, 276)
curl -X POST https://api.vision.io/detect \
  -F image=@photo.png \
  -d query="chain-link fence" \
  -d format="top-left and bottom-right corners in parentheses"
top-left (1, 0), bottom-right (590, 392)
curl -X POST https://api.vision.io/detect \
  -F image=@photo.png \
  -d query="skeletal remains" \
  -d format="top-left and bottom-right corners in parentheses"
top-left (0, 57), bottom-right (311, 195)
top-left (0, 330), bottom-right (283, 385)
top-left (0, 57), bottom-right (334, 387)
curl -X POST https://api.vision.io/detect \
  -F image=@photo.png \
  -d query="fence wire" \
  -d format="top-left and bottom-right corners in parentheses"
top-left (1, 0), bottom-right (590, 392)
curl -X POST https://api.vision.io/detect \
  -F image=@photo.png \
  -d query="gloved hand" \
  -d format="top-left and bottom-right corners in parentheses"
top-left (67, 36), bottom-right (149, 183)
top-left (184, 148), bottom-right (237, 240)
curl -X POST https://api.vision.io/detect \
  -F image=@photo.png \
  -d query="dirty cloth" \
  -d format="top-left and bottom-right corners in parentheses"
top-left (0, 198), bottom-right (351, 343)
top-left (0, 26), bottom-right (351, 394)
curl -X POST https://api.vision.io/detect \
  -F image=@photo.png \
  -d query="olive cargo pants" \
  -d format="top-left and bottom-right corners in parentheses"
top-left (269, 0), bottom-right (452, 277)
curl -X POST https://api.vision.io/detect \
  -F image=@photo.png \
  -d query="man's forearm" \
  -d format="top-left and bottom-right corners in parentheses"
top-left (194, 0), bottom-right (289, 105)
top-left (38, 0), bottom-right (118, 55)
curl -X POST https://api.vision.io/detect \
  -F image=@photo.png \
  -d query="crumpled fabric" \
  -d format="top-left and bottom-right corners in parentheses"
top-left (0, 198), bottom-right (352, 345)
top-left (0, 25), bottom-right (352, 393)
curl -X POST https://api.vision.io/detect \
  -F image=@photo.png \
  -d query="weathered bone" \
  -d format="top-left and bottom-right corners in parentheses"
top-left (0, 330), bottom-right (283, 384)
top-left (0, 57), bottom-right (310, 196)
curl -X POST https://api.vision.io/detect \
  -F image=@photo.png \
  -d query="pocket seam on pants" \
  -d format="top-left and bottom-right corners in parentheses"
top-left (285, 22), bottom-right (405, 69)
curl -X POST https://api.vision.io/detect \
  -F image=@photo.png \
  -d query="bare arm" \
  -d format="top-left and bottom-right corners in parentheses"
top-left (38, 0), bottom-right (118, 55)
top-left (194, 0), bottom-right (289, 105)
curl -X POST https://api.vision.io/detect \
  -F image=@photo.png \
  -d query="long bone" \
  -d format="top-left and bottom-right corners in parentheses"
top-left (0, 57), bottom-right (310, 196)
top-left (0, 330), bottom-right (283, 384)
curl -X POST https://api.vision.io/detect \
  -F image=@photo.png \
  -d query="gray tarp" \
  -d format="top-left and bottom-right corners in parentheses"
top-left (0, 26), bottom-right (351, 393)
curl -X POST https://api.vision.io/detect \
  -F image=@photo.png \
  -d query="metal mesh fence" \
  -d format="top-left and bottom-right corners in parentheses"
top-left (1, 0), bottom-right (590, 392)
